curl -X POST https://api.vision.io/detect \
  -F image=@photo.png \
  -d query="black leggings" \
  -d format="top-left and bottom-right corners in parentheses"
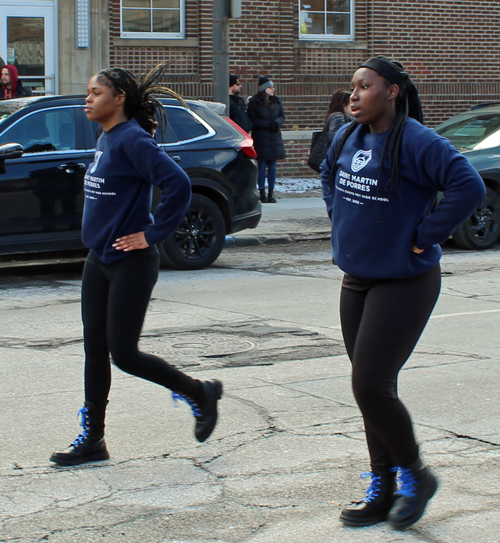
top-left (81, 248), bottom-right (201, 404)
top-left (340, 264), bottom-right (441, 472)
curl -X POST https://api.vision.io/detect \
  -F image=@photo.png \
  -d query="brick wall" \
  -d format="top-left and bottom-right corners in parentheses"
top-left (107, 1), bottom-right (500, 176)
top-left (280, 131), bottom-right (319, 178)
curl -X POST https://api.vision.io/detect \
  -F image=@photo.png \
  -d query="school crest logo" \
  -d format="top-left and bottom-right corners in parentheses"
top-left (351, 149), bottom-right (372, 172)
top-left (89, 151), bottom-right (103, 174)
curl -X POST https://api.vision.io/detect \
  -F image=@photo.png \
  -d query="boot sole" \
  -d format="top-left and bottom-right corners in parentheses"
top-left (389, 476), bottom-right (438, 530)
top-left (340, 511), bottom-right (389, 527)
top-left (49, 450), bottom-right (110, 466)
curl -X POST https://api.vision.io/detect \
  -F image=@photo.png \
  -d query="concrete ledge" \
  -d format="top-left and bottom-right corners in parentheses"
top-left (282, 130), bottom-right (315, 141)
top-left (224, 232), bottom-right (330, 248)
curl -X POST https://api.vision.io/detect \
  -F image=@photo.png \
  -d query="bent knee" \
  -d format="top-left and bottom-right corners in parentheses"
top-left (110, 349), bottom-right (139, 374)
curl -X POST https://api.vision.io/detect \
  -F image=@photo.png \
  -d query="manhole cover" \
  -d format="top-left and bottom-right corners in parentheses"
top-left (142, 334), bottom-right (257, 357)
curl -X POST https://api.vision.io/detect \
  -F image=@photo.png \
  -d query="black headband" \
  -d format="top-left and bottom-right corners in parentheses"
top-left (360, 57), bottom-right (409, 92)
top-left (360, 57), bottom-right (423, 124)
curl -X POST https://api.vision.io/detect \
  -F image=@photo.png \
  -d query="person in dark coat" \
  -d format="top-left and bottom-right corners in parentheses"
top-left (229, 74), bottom-right (252, 133)
top-left (1, 65), bottom-right (33, 99)
top-left (247, 76), bottom-right (286, 203)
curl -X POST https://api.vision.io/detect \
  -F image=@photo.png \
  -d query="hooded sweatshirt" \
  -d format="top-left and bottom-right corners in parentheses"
top-left (82, 118), bottom-right (192, 264)
top-left (320, 119), bottom-right (486, 279)
top-left (1, 65), bottom-right (33, 99)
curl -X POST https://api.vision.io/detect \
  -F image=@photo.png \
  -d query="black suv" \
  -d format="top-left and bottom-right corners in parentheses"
top-left (435, 104), bottom-right (500, 250)
top-left (0, 96), bottom-right (260, 269)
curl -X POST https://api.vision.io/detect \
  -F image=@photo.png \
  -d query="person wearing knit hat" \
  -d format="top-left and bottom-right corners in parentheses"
top-left (0, 65), bottom-right (33, 99)
top-left (229, 74), bottom-right (252, 133)
top-left (258, 75), bottom-right (274, 92)
top-left (247, 75), bottom-right (286, 203)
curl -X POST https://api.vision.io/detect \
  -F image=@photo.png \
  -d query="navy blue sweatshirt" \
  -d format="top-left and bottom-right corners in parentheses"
top-left (321, 118), bottom-right (486, 279)
top-left (82, 118), bottom-right (191, 263)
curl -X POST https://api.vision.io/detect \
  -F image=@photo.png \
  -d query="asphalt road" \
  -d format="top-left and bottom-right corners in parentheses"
top-left (1, 202), bottom-right (499, 543)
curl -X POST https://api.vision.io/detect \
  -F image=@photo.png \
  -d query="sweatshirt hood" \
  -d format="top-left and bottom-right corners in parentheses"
top-left (2, 65), bottom-right (19, 94)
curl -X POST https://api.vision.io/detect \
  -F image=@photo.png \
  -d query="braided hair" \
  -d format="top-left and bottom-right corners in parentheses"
top-left (96, 64), bottom-right (187, 137)
top-left (329, 57), bottom-right (423, 192)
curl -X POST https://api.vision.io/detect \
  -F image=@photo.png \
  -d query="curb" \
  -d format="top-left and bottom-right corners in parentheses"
top-left (224, 232), bottom-right (330, 248)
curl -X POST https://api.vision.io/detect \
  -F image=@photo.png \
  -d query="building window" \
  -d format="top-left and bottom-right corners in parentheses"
top-left (299, 0), bottom-right (354, 40)
top-left (121, 0), bottom-right (184, 39)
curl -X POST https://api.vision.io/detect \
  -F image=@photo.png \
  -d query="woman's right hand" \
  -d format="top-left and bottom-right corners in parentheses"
top-left (113, 232), bottom-right (149, 252)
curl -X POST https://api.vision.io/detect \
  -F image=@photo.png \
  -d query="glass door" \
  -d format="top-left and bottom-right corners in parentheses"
top-left (0, 4), bottom-right (56, 95)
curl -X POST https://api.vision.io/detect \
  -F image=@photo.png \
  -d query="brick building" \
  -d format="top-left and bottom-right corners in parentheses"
top-left (105, 0), bottom-right (500, 175)
top-left (2, 1), bottom-right (499, 176)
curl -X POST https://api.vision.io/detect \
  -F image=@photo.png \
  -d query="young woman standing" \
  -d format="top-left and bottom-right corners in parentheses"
top-left (321, 57), bottom-right (485, 530)
top-left (247, 76), bottom-right (286, 203)
top-left (323, 88), bottom-right (351, 147)
top-left (50, 66), bottom-right (223, 466)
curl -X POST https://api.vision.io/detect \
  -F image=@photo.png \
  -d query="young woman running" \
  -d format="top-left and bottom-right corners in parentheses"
top-left (321, 57), bottom-right (485, 530)
top-left (50, 66), bottom-right (223, 466)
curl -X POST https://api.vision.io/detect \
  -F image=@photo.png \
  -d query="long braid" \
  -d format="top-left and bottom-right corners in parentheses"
top-left (328, 120), bottom-right (358, 188)
top-left (97, 64), bottom-right (187, 137)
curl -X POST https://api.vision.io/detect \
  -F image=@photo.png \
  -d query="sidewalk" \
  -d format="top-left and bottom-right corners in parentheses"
top-left (225, 193), bottom-right (331, 247)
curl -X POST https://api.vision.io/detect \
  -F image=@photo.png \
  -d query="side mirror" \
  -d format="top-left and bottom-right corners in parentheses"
top-left (0, 142), bottom-right (23, 160)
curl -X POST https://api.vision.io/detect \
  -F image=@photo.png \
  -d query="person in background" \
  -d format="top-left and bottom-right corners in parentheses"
top-left (50, 65), bottom-right (223, 467)
top-left (321, 56), bottom-right (485, 530)
top-left (229, 74), bottom-right (252, 133)
top-left (324, 88), bottom-right (351, 147)
top-left (247, 75), bottom-right (286, 203)
top-left (1, 65), bottom-right (33, 99)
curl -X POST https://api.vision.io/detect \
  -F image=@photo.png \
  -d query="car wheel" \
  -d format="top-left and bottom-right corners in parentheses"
top-left (158, 193), bottom-right (227, 270)
top-left (452, 186), bottom-right (500, 250)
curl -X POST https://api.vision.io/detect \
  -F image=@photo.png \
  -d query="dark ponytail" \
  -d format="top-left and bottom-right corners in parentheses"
top-left (97, 64), bottom-right (187, 136)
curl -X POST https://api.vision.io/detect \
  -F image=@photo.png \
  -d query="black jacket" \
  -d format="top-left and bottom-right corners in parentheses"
top-left (247, 93), bottom-right (286, 161)
top-left (1, 80), bottom-right (33, 99)
top-left (229, 95), bottom-right (252, 133)
top-left (15, 81), bottom-right (33, 98)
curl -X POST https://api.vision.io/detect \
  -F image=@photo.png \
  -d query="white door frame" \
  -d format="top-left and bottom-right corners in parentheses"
top-left (0, 0), bottom-right (58, 94)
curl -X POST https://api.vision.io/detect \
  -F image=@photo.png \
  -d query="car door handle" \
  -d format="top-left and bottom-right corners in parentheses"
top-left (170, 155), bottom-right (181, 162)
top-left (59, 163), bottom-right (87, 173)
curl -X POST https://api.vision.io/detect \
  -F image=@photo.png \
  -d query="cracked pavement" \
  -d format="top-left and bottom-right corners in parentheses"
top-left (1, 198), bottom-right (500, 542)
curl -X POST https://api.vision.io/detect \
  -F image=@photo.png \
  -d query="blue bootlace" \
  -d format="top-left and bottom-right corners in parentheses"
top-left (393, 466), bottom-right (417, 498)
top-left (172, 392), bottom-right (201, 417)
top-left (71, 406), bottom-right (89, 446)
top-left (360, 472), bottom-right (382, 502)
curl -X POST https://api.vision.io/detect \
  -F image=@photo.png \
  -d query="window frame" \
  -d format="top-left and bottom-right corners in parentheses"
top-left (0, 106), bottom-right (84, 155)
top-left (157, 105), bottom-right (216, 147)
top-left (299, 0), bottom-right (354, 41)
top-left (120, 0), bottom-right (185, 40)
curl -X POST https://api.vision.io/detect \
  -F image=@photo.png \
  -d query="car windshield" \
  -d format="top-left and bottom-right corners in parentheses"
top-left (436, 112), bottom-right (500, 151)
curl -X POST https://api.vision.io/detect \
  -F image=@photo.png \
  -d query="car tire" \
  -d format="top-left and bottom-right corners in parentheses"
top-left (452, 186), bottom-right (500, 250)
top-left (158, 193), bottom-right (227, 270)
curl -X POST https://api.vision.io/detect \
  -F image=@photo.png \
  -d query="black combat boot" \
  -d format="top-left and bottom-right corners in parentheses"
top-left (259, 188), bottom-right (268, 203)
top-left (340, 471), bottom-right (397, 527)
top-left (50, 401), bottom-right (109, 466)
top-left (267, 189), bottom-right (276, 203)
top-left (388, 459), bottom-right (438, 530)
top-left (172, 379), bottom-right (223, 442)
